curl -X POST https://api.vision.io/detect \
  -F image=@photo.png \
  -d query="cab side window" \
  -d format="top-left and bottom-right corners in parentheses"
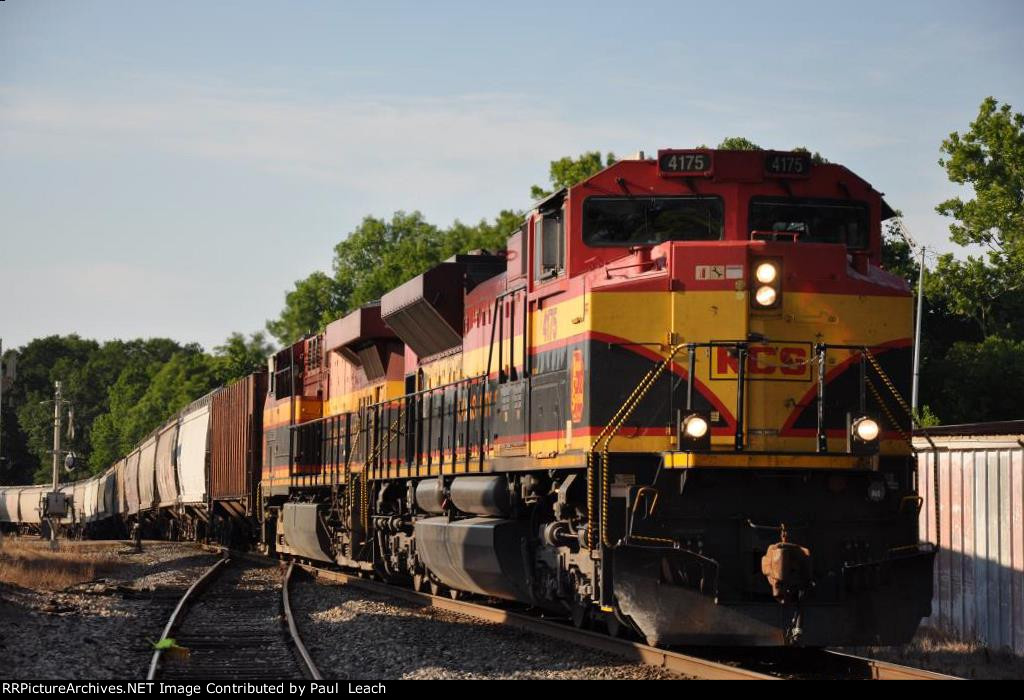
top-left (535, 209), bottom-right (565, 281)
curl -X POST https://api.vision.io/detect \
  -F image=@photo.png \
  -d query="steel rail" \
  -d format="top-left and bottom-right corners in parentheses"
top-left (295, 562), bottom-right (774, 680)
top-left (282, 562), bottom-right (323, 680)
top-left (147, 556), bottom-right (231, 680)
top-left (822, 650), bottom-right (960, 680)
top-left (200, 545), bottom-right (958, 681)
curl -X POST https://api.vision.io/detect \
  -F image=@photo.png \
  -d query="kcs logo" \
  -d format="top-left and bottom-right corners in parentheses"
top-left (711, 343), bottom-right (811, 381)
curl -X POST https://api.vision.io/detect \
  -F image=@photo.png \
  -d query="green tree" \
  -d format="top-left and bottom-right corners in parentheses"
top-left (0, 336), bottom-right (190, 482)
top-left (214, 331), bottom-right (275, 381)
top-left (268, 210), bottom-right (529, 347)
top-left (86, 345), bottom-right (220, 473)
top-left (334, 211), bottom-right (447, 311)
top-left (122, 352), bottom-right (222, 445)
top-left (266, 271), bottom-right (348, 346)
top-left (930, 97), bottom-right (1024, 338)
top-left (715, 136), bottom-right (762, 150)
top-left (530, 151), bottom-right (616, 200)
top-left (926, 336), bottom-right (1024, 423)
top-left (444, 209), bottom-right (524, 255)
top-left (881, 215), bottom-right (920, 286)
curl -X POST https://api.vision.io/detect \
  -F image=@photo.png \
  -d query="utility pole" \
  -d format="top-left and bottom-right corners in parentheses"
top-left (0, 338), bottom-right (4, 465)
top-left (892, 217), bottom-right (926, 418)
top-left (911, 246), bottom-right (926, 415)
top-left (50, 381), bottom-right (63, 550)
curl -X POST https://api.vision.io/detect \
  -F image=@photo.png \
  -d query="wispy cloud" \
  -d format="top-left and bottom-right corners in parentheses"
top-left (0, 83), bottom-right (623, 201)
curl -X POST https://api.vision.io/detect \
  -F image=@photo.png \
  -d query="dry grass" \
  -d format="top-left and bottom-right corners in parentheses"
top-left (858, 626), bottom-right (1024, 680)
top-left (0, 535), bottom-right (120, 591)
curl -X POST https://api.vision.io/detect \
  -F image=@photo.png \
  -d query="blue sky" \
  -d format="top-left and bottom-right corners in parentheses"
top-left (1, 1), bottom-right (1022, 351)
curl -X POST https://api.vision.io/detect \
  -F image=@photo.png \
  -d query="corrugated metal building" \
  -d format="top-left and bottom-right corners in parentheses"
top-left (915, 421), bottom-right (1024, 655)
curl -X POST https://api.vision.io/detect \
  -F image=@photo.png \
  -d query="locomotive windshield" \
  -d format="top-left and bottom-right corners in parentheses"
top-left (748, 197), bottom-right (869, 249)
top-left (582, 196), bottom-right (723, 247)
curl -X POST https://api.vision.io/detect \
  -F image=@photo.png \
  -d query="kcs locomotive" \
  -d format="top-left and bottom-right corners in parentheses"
top-left (1, 148), bottom-right (934, 648)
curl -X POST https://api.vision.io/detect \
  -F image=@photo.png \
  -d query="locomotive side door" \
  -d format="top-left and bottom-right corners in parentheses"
top-left (492, 287), bottom-right (529, 457)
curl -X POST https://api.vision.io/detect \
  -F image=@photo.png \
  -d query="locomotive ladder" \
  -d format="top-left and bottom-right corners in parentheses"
top-left (586, 342), bottom-right (687, 551)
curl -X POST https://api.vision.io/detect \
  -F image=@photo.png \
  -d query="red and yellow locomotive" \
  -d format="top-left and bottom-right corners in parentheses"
top-left (259, 148), bottom-right (933, 647)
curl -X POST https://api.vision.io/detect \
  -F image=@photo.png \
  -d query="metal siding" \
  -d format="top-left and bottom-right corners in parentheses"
top-left (138, 437), bottom-right (157, 511)
top-left (18, 487), bottom-right (42, 524)
top-left (71, 482), bottom-right (87, 523)
top-left (1013, 448), bottom-right (1024, 653)
top-left (987, 449), bottom-right (1000, 648)
top-left (1, 489), bottom-right (18, 522)
top-left (999, 449), bottom-right (1013, 650)
top-left (950, 451), bottom-right (963, 635)
top-left (210, 374), bottom-right (265, 507)
top-left (962, 453), bottom-right (976, 641)
top-left (916, 434), bottom-right (1024, 654)
top-left (976, 450), bottom-right (990, 645)
top-left (176, 405), bottom-right (210, 505)
top-left (83, 478), bottom-right (98, 522)
top-left (938, 450), bottom-right (952, 628)
top-left (125, 450), bottom-right (141, 515)
top-left (100, 467), bottom-right (117, 519)
top-left (115, 459), bottom-right (127, 514)
top-left (155, 421), bottom-right (179, 507)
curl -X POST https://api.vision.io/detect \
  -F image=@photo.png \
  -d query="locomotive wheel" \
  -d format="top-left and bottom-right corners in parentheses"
top-left (429, 580), bottom-right (444, 597)
top-left (449, 588), bottom-right (462, 600)
top-left (412, 572), bottom-right (428, 593)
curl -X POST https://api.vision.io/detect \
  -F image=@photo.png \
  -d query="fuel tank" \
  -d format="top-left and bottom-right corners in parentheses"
top-left (413, 516), bottom-right (531, 601)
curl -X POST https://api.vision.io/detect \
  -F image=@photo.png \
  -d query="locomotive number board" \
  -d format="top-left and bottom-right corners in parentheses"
top-left (658, 149), bottom-right (713, 177)
top-left (764, 151), bottom-right (813, 178)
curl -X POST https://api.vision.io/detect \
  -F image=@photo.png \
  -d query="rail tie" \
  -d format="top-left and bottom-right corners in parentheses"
top-left (149, 553), bottom-right (321, 681)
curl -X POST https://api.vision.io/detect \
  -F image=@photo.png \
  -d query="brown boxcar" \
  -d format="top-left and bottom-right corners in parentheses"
top-left (210, 372), bottom-right (267, 516)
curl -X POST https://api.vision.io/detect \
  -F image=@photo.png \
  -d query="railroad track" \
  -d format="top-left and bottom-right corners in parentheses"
top-left (201, 545), bottom-right (958, 681)
top-left (147, 555), bottom-right (322, 681)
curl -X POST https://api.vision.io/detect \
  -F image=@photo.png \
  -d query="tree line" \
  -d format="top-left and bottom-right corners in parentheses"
top-left (1, 97), bottom-right (1021, 485)
top-left (0, 333), bottom-right (271, 485)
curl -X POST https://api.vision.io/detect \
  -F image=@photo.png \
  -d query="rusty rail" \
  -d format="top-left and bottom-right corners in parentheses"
top-left (283, 562), bottom-right (323, 680)
top-left (147, 555), bottom-right (231, 680)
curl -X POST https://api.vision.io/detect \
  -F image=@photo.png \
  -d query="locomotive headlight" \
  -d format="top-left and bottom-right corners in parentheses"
top-left (848, 414), bottom-right (881, 455)
top-left (678, 410), bottom-right (711, 451)
top-left (755, 261), bottom-right (778, 285)
top-left (754, 285), bottom-right (777, 307)
top-left (750, 258), bottom-right (782, 310)
top-left (853, 417), bottom-right (880, 442)
top-left (683, 414), bottom-right (709, 439)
